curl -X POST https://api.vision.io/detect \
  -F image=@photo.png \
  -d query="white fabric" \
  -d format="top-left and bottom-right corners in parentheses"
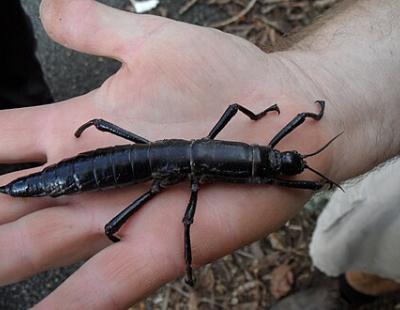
top-left (310, 159), bottom-right (400, 283)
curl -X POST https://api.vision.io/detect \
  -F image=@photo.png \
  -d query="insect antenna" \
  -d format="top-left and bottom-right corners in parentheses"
top-left (302, 132), bottom-right (343, 159)
top-left (305, 165), bottom-right (344, 191)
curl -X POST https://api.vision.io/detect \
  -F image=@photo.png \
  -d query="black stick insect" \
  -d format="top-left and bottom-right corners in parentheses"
top-left (0, 100), bottom-right (341, 286)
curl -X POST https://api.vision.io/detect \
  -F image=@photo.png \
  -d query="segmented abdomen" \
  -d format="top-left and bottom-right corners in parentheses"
top-left (6, 145), bottom-right (152, 197)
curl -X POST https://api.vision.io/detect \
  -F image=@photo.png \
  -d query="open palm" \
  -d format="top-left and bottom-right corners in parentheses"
top-left (0, 1), bottom-right (332, 308)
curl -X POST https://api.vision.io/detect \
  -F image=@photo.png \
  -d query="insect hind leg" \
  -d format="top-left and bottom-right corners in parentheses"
top-left (182, 180), bottom-right (199, 286)
top-left (104, 182), bottom-right (161, 242)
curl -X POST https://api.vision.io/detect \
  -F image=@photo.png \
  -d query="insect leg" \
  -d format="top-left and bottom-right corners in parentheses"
top-left (206, 103), bottom-right (280, 139)
top-left (268, 100), bottom-right (325, 148)
top-left (182, 180), bottom-right (199, 286)
top-left (104, 182), bottom-right (161, 242)
top-left (75, 119), bottom-right (150, 144)
top-left (271, 178), bottom-right (324, 190)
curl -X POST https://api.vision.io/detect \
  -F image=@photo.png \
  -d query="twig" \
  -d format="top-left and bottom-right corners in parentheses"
top-left (200, 297), bottom-right (224, 308)
top-left (179, 0), bottom-right (199, 15)
top-left (169, 284), bottom-right (190, 298)
top-left (254, 15), bottom-right (289, 33)
top-left (208, 0), bottom-right (257, 28)
top-left (161, 287), bottom-right (171, 310)
top-left (236, 249), bottom-right (256, 259)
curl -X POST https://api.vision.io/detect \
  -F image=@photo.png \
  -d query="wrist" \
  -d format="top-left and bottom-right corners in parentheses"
top-left (270, 0), bottom-right (400, 182)
top-left (272, 46), bottom-right (400, 182)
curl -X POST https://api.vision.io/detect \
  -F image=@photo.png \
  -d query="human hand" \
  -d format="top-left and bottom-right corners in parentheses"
top-left (0, 1), bottom-right (351, 308)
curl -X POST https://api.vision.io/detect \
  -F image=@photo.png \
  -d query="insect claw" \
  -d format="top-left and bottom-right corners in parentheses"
top-left (108, 235), bottom-right (121, 243)
top-left (105, 224), bottom-right (121, 242)
top-left (185, 276), bottom-right (196, 287)
top-left (305, 165), bottom-right (343, 191)
top-left (336, 183), bottom-right (345, 192)
top-left (271, 104), bottom-right (280, 115)
top-left (325, 180), bottom-right (344, 192)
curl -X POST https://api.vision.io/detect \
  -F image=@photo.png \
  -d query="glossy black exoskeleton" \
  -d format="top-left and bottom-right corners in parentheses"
top-left (0, 100), bottom-right (341, 286)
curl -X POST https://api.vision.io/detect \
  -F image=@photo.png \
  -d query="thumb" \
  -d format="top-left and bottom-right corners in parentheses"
top-left (40, 0), bottom-right (164, 62)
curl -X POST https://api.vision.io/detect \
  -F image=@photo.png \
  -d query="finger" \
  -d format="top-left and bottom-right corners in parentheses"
top-left (0, 97), bottom-right (95, 165)
top-left (0, 97), bottom-right (149, 225)
top-left (34, 227), bottom-right (180, 309)
top-left (0, 100), bottom-right (89, 223)
top-left (0, 106), bottom-right (49, 163)
top-left (40, 0), bottom-right (166, 62)
top-left (35, 185), bottom-right (310, 309)
top-left (0, 166), bottom-right (55, 224)
top-left (0, 204), bottom-right (108, 286)
top-left (0, 179), bottom-right (156, 285)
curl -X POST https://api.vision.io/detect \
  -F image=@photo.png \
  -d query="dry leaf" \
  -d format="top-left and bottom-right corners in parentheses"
top-left (188, 292), bottom-right (200, 310)
top-left (233, 301), bottom-right (259, 310)
top-left (199, 267), bottom-right (215, 289)
top-left (270, 264), bottom-right (294, 299)
top-left (268, 232), bottom-right (286, 251)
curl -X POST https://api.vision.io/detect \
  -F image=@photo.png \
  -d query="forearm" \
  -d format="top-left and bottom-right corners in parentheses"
top-left (276, 0), bottom-right (400, 181)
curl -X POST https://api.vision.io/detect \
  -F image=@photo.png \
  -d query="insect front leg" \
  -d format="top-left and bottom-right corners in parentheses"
top-left (271, 178), bottom-right (324, 190)
top-left (268, 100), bottom-right (325, 148)
top-left (206, 103), bottom-right (280, 139)
top-left (75, 119), bottom-right (150, 144)
top-left (182, 180), bottom-right (199, 286)
top-left (104, 181), bottom-right (161, 242)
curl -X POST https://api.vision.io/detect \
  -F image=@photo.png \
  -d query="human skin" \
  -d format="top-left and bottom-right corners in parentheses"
top-left (0, 0), bottom-right (398, 308)
top-left (346, 272), bottom-right (400, 296)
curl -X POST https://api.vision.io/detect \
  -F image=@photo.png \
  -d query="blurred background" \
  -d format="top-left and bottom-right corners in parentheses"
top-left (1, 0), bottom-right (372, 309)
